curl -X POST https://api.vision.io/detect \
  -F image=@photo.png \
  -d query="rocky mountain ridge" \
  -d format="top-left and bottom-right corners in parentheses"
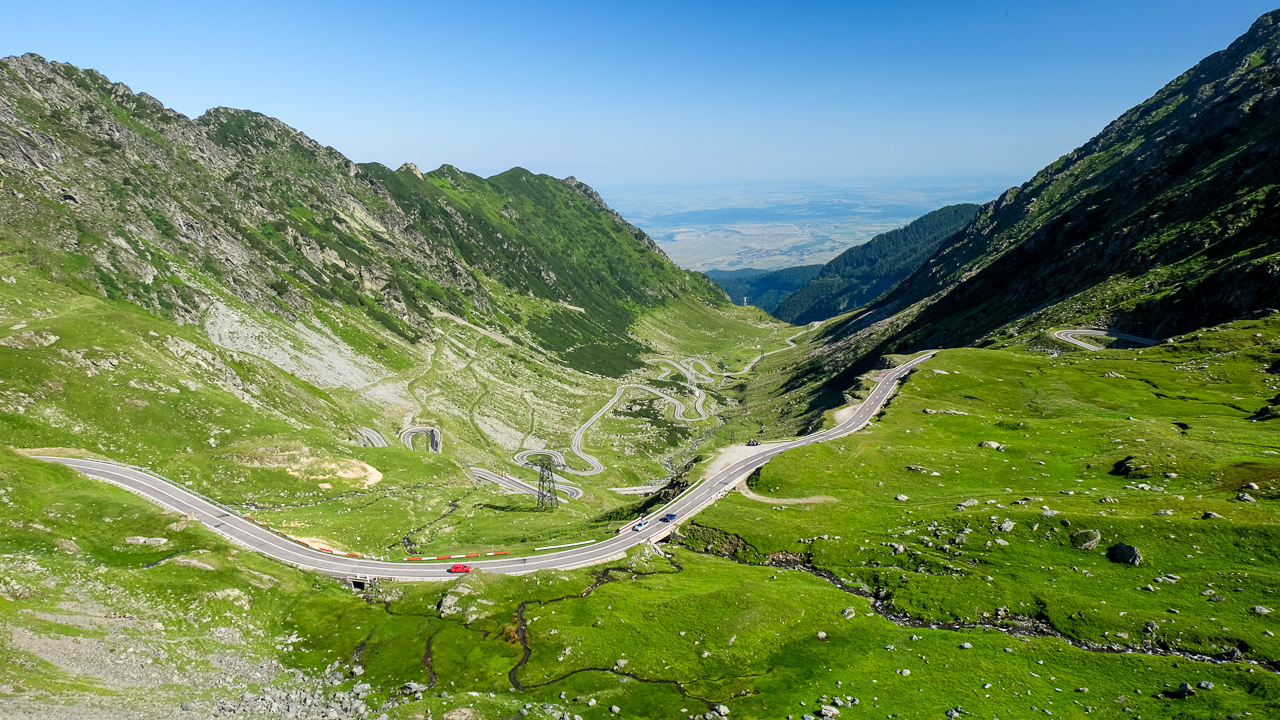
top-left (786, 10), bottom-right (1280, 408)
top-left (0, 53), bottom-right (722, 377)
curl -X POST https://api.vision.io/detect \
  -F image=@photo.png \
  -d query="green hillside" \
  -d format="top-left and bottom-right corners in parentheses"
top-left (0, 54), bottom-right (728, 379)
top-left (4, 10), bottom-right (1280, 720)
top-left (3, 315), bottom-right (1277, 720)
top-left (0, 52), bottom-right (781, 565)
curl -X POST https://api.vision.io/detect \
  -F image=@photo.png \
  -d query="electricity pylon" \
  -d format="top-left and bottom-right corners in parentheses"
top-left (526, 457), bottom-right (561, 511)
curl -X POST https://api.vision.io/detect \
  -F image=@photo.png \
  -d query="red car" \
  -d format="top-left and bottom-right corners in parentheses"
top-left (448, 564), bottom-right (472, 573)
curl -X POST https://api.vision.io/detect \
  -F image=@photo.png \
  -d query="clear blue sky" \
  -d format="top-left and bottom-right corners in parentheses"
top-left (3, 1), bottom-right (1275, 186)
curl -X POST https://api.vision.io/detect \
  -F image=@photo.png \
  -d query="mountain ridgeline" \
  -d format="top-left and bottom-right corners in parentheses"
top-left (0, 54), bottom-right (726, 378)
top-left (771, 203), bottom-right (979, 324)
top-left (780, 10), bottom-right (1280, 421)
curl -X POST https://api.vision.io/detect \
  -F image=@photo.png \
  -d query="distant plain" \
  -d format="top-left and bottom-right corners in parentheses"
top-left (600, 178), bottom-right (1015, 271)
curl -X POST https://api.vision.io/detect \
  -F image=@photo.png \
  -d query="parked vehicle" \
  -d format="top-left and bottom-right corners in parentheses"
top-left (746, 439), bottom-right (760, 446)
top-left (661, 513), bottom-right (678, 522)
top-left (448, 564), bottom-right (472, 573)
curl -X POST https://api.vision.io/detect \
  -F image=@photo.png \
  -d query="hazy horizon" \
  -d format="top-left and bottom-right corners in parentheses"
top-left (596, 176), bottom-right (1015, 271)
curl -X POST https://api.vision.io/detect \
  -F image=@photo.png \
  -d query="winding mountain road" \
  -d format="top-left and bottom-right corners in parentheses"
top-left (399, 426), bottom-right (443, 453)
top-left (518, 324), bottom-right (816, 475)
top-left (515, 383), bottom-right (708, 476)
top-left (685, 322), bottom-right (818, 377)
top-left (39, 351), bottom-right (933, 579)
top-left (356, 427), bottom-right (389, 448)
top-left (1052, 328), bottom-right (1158, 351)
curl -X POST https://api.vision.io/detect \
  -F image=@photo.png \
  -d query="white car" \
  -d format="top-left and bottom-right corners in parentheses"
top-left (632, 517), bottom-right (648, 531)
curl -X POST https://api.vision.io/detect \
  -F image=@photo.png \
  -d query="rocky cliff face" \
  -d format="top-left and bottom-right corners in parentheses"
top-left (795, 11), bottom-right (1280, 397)
top-left (0, 54), bottom-right (721, 373)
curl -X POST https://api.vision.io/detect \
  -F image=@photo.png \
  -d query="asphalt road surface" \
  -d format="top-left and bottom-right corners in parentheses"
top-left (37, 351), bottom-right (931, 580)
top-left (356, 427), bottom-right (389, 448)
top-left (399, 426), bottom-right (442, 453)
top-left (1052, 328), bottom-right (1157, 351)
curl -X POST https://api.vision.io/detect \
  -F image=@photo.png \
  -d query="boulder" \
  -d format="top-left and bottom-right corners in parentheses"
top-left (979, 441), bottom-right (1003, 450)
top-left (1202, 511), bottom-right (1223, 519)
top-left (1165, 683), bottom-right (1196, 699)
top-left (1107, 542), bottom-right (1142, 565)
top-left (841, 607), bottom-right (857, 620)
top-left (55, 538), bottom-right (82, 554)
top-left (998, 520), bottom-right (1016, 532)
top-left (816, 631), bottom-right (828, 641)
top-left (895, 494), bottom-right (909, 502)
top-left (1253, 605), bottom-right (1273, 615)
top-left (1237, 493), bottom-right (1256, 503)
top-left (1198, 681), bottom-right (1214, 690)
top-left (1113, 456), bottom-right (1152, 478)
top-left (1070, 530), bottom-right (1101, 551)
top-left (0, 331), bottom-right (59, 349)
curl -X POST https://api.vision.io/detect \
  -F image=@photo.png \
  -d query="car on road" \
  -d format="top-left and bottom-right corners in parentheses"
top-left (632, 517), bottom-right (649, 531)
top-left (661, 513), bottom-right (678, 522)
top-left (448, 564), bottom-right (472, 573)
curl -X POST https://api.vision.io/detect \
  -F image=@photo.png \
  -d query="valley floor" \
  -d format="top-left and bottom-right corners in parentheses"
top-left (2, 315), bottom-right (1277, 719)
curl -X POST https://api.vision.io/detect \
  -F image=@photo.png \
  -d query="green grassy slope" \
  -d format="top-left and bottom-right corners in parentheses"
top-left (0, 53), bottom-right (728, 380)
top-left (0, 51), bottom-right (788, 564)
top-left (0, 260), bottom-right (782, 561)
top-left (5, 436), bottom-right (1279, 720)
top-left (693, 315), bottom-right (1280, 676)
top-left (363, 163), bottom-right (727, 376)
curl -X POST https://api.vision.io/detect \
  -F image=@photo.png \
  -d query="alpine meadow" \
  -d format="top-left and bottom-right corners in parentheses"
top-left (1, 6), bottom-right (1279, 720)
